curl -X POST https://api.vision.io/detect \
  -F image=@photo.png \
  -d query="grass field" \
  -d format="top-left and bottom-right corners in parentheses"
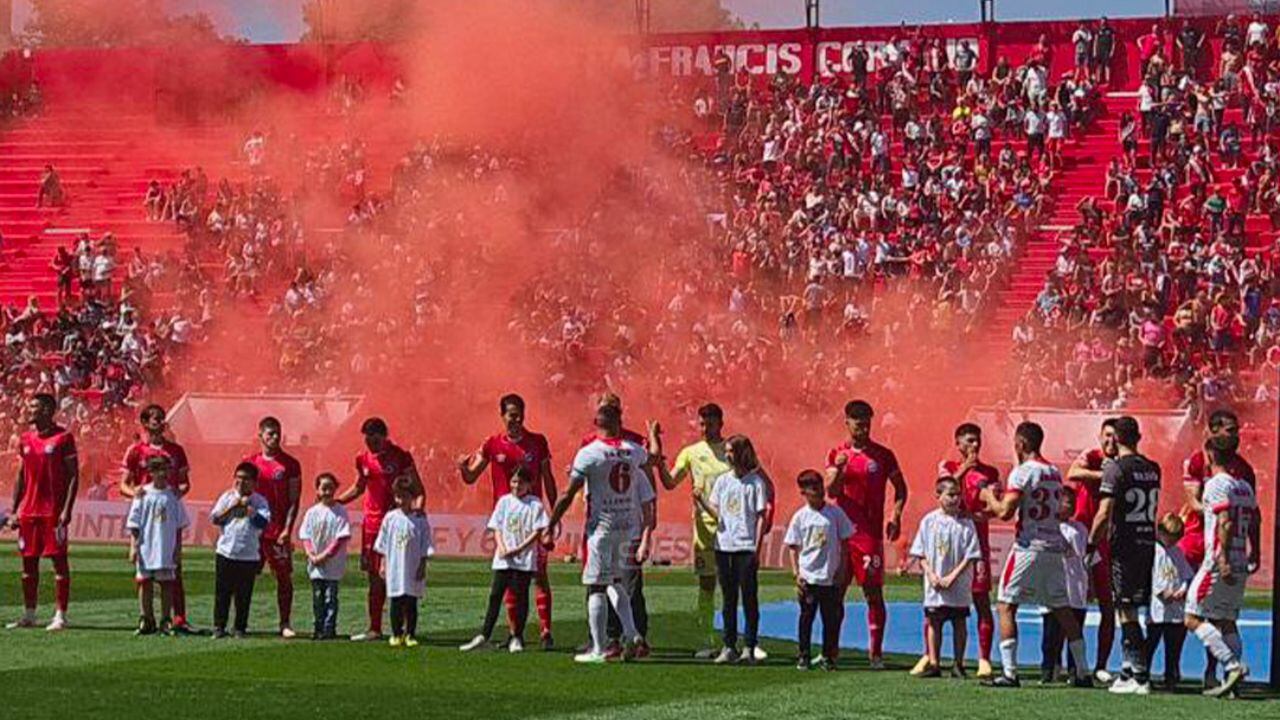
top-left (1, 544), bottom-right (1276, 720)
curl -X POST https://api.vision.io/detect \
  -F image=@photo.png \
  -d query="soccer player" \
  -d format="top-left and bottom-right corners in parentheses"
top-left (824, 399), bottom-right (907, 669)
top-left (1065, 418), bottom-right (1120, 682)
top-left (1088, 416), bottom-right (1161, 695)
top-left (126, 455), bottom-right (189, 635)
top-left (1184, 435), bottom-right (1257, 698)
top-left (547, 402), bottom-right (655, 664)
top-left (338, 417), bottom-right (424, 642)
top-left (981, 421), bottom-right (1091, 688)
top-left (651, 402), bottom-right (732, 658)
top-left (457, 393), bottom-right (558, 650)
top-left (1178, 409), bottom-right (1257, 689)
top-left (6, 394), bottom-right (77, 631)
top-left (120, 404), bottom-right (196, 634)
top-left (919, 422), bottom-right (1000, 679)
top-left (244, 416), bottom-right (304, 638)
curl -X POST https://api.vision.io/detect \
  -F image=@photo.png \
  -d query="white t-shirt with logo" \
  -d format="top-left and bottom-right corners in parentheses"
top-left (1150, 541), bottom-right (1194, 623)
top-left (1060, 520), bottom-right (1089, 610)
top-left (708, 469), bottom-right (767, 553)
top-left (488, 493), bottom-right (549, 572)
top-left (784, 503), bottom-right (855, 585)
top-left (571, 438), bottom-right (654, 535)
top-left (210, 490), bottom-right (272, 562)
top-left (374, 509), bottom-right (434, 598)
top-left (126, 484), bottom-right (189, 571)
top-left (909, 509), bottom-right (982, 608)
top-left (298, 502), bottom-right (352, 581)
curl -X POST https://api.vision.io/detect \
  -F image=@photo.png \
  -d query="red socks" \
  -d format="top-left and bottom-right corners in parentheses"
top-left (368, 573), bottom-right (386, 633)
top-left (52, 555), bottom-right (70, 612)
top-left (172, 572), bottom-right (187, 624)
top-left (867, 597), bottom-right (886, 658)
top-left (277, 573), bottom-right (293, 626)
top-left (21, 556), bottom-right (39, 609)
top-left (504, 587), bottom-right (518, 633)
top-left (535, 583), bottom-right (553, 638)
top-left (978, 612), bottom-right (995, 661)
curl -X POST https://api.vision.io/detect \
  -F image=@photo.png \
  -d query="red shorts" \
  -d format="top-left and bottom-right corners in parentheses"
top-left (1178, 531), bottom-right (1205, 569)
top-left (1089, 540), bottom-right (1113, 605)
top-left (360, 520), bottom-right (382, 575)
top-left (17, 516), bottom-right (68, 558)
top-left (259, 536), bottom-right (293, 577)
top-left (843, 539), bottom-right (884, 589)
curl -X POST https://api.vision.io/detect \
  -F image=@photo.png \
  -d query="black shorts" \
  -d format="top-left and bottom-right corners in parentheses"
top-left (1109, 544), bottom-right (1154, 606)
top-left (925, 606), bottom-right (970, 622)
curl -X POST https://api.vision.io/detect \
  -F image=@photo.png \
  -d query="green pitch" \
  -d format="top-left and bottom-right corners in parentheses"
top-left (1, 545), bottom-right (1275, 719)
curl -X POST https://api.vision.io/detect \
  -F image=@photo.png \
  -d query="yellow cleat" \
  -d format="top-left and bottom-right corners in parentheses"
top-left (388, 635), bottom-right (405, 648)
top-left (910, 654), bottom-right (932, 677)
top-left (404, 636), bottom-right (420, 648)
top-left (977, 659), bottom-right (994, 679)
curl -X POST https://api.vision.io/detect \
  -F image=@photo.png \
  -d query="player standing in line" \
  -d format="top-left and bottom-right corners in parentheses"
top-left (338, 417), bottom-right (424, 642)
top-left (120, 404), bottom-right (196, 634)
top-left (981, 421), bottom-right (1091, 688)
top-left (824, 399), bottom-right (907, 669)
top-left (650, 402), bottom-right (731, 658)
top-left (1177, 409), bottom-right (1258, 689)
top-left (245, 416), bottom-right (303, 638)
top-left (6, 394), bottom-right (78, 631)
top-left (458, 393), bottom-right (559, 650)
top-left (1088, 416), bottom-right (1161, 695)
top-left (1065, 418), bottom-right (1119, 683)
top-left (913, 423), bottom-right (999, 679)
top-left (547, 402), bottom-right (655, 664)
top-left (1184, 435), bottom-right (1258, 698)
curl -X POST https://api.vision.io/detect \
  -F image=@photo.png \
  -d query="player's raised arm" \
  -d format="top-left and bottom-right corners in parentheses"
top-left (824, 453), bottom-right (847, 498)
top-left (456, 448), bottom-right (488, 486)
top-left (1181, 458), bottom-right (1204, 514)
top-left (983, 485), bottom-right (1020, 521)
top-left (336, 463), bottom-right (368, 506)
top-left (1088, 461), bottom-right (1120, 548)
top-left (1066, 451), bottom-right (1102, 484)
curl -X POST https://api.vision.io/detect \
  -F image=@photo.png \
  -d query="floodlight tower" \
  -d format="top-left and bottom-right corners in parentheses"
top-left (980, 0), bottom-right (995, 23)
top-left (634, 0), bottom-right (651, 35)
top-left (805, 0), bottom-right (820, 29)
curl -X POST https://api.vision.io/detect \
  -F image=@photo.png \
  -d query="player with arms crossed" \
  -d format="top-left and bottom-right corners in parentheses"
top-left (1184, 435), bottom-right (1258, 698)
top-left (338, 417), bottom-right (424, 642)
top-left (650, 402), bottom-right (731, 658)
top-left (120, 404), bottom-right (196, 634)
top-left (547, 402), bottom-right (655, 664)
top-left (1178, 409), bottom-right (1258, 690)
top-left (245, 416), bottom-right (304, 638)
top-left (6, 394), bottom-right (78, 631)
top-left (1087, 416), bottom-right (1161, 695)
top-left (824, 399), bottom-right (907, 669)
top-left (458, 393), bottom-right (559, 650)
top-left (982, 421), bottom-right (1091, 688)
top-left (1065, 418), bottom-right (1120, 682)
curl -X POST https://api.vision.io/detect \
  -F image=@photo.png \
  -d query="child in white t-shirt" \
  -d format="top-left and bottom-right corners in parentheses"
top-left (1148, 513), bottom-right (1193, 688)
top-left (209, 462), bottom-right (272, 638)
top-left (374, 477), bottom-right (434, 648)
top-left (460, 466), bottom-right (549, 654)
top-left (1041, 491), bottom-right (1089, 681)
top-left (784, 469), bottom-right (854, 671)
top-left (125, 455), bottom-right (190, 635)
top-left (909, 476), bottom-right (982, 678)
top-left (298, 473), bottom-right (351, 640)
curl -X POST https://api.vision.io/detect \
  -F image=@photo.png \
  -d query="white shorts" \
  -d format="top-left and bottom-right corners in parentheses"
top-left (1186, 566), bottom-right (1246, 621)
top-left (582, 526), bottom-right (634, 586)
top-left (997, 546), bottom-right (1069, 608)
top-left (135, 565), bottom-right (176, 582)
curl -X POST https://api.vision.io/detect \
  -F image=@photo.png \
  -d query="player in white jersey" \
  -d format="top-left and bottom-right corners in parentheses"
top-left (980, 421), bottom-right (1091, 688)
top-left (1184, 435), bottom-right (1257, 698)
top-left (547, 402), bottom-right (656, 664)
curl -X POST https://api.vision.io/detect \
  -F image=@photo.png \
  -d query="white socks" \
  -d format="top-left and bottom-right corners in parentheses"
top-left (1194, 624), bottom-right (1238, 668)
top-left (1068, 638), bottom-right (1088, 678)
top-left (999, 638), bottom-right (1018, 678)
top-left (587, 592), bottom-right (608, 655)
top-left (606, 583), bottom-right (638, 641)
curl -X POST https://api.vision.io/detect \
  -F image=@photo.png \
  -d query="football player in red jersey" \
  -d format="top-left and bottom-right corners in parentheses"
top-left (6, 394), bottom-right (78, 631)
top-left (245, 416), bottom-right (303, 638)
top-left (458, 393), bottom-right (559, 650)
top-left (120, 404), bottom-right (196, 633)
top-left (1066, 418), bottom-right (1119, 684)
top-left (1177, 409), bottom-right (1257, 691)
top-left (824, 400), bottom-right (907, 669)
top-left (911, 423), bottom-right (1000, 678)
top-left (338, 417), bottom-right (424, 642)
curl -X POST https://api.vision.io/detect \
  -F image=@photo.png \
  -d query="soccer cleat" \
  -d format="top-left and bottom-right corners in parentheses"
top-left (739, 648), bottom-right (758, 666)
top-left (984, 674), bottom-right (1021, 688)
top-left (694, 648), bottom-right (718, 660)
top-left (350, 630), bottom-right (382, 642)
top-left (211, 628), bottom-right (229, 639)
top-left (868, 656), bottom-right (886, 670)
top-left (135, 617), bottom-right (157, 636)
top-left (508, 637), bottom-right (524, 654)
top-left (1070, 674), bottom-right (1094, 689)
top-left (916, 664), bottom-right (941, 679)
top-left (170, 620), bottom-right (198, 636)
top-left (1094, 669), bottom-right (1114, 684)
top-left (817, 657), bottom-right (837, 672)
top-left (1038, 668), bottom-right (1057, 686)
top-left (404, 636), bottom-right (420, 648)
top-left (6, 613), bottom-right (37, 630)
top-left (388, 635), bottom-right (405, 648)
top-left (632, 638), bottom-right (651, 659)
top-left (950, 664), bottom-right (968, 680)
top-left (1109, 677), bottom-right (1137, 694)
top-left (459, 635), bottom-right (489, 652)
top-left (752, 646), bottom-right (769, 661)
top-left (910, 654), bottom-right (932, 676)
top-left (280, 626), bottom-right (297, 639)
top-left (796, 655), bottom-right (812, 670)
top-left (1204, 664), bottom-right (1248, 698)
top-left (976, 658), bottom-right (994, 679)
top-left (602, 641), bottom-right (623, 661)
top-left (713, 647), bottom-right (738, 665)
top-left (1132, 682), bottom-right (1151, 696)
top-left (158, 619), bottom-right (173, 636)
top-left (573, 651), bottom-right (608, 664)
top-left (45, 615), bottom-right (68, 632)
top-left (540, 634), bottom-right (554, 651)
